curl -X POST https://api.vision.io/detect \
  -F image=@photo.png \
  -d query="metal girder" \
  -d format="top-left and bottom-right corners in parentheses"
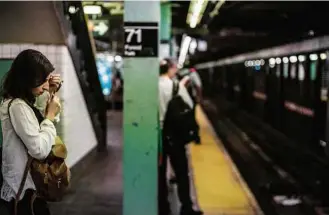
top-left (172, 27), bottom-right (209, 36)
top-left (195, 35), bottom-right (329, 69)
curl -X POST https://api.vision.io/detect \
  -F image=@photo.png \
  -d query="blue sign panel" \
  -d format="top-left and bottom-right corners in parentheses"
top-left (96, 56), bottom-right (112, 96)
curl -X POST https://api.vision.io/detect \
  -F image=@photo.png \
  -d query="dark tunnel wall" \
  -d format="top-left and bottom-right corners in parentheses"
top-left (0, 1), bottom-right (65, 44)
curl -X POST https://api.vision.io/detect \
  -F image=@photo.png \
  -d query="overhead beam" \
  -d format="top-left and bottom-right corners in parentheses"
top-left (195, 35), bottom-right (329, 69)
top-left (172, 27), bottom-right (209, 36)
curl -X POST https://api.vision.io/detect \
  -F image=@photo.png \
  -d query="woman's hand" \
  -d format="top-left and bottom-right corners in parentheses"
top-left (49, 74), bottom-right (63, 95)
top-left (46, 95), bottom-right (61, 121)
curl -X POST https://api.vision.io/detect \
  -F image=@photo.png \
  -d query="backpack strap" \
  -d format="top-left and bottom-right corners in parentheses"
top-left (7, 99), bottom-right (33, 215)
top-left (172, 81), bottom-right (179, 97)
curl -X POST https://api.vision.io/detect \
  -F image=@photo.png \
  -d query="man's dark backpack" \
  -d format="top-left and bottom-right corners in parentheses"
top-left (163, 81), bottom-right (198, 145)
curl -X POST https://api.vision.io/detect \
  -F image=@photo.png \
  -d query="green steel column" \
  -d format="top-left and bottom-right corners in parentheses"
top-left (0, 60), bottom-right (13, 145)
top-left (160, 2), bottom-right (171, 42)
top-left (160, 2), bottom-right (171, 58)
top-left (123, 1), bottom-right (160, 215)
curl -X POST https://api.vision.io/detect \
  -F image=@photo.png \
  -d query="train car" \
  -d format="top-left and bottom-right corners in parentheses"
top-left (196, 36), bottom-right (329, 155)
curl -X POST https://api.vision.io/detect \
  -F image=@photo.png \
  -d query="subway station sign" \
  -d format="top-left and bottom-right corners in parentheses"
top-left (124, 22), bottom-right (158, 57)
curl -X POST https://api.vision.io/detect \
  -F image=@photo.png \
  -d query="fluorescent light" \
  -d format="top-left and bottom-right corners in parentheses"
top-left (209, 0), bottom-right (225, 18)
top-left (283, 57), bottom-right (289, 64)
top-left (83, 5), bottom-right (102, 15)
top-left (189, 39), bottom-right (198, 54)
top-left (115, 55), bottom-right (122, 62)
top-left (197, 40), bottom-right (207, 52)
top-left (103, 88), bottom-right (110, 95)
top-left (102, 74), bottom-right (109, 83)
top-left (107, 55), bottom-right (114, 62)
top-left (289, 56), bottom-right (297, 63)
top-left (260, 59), bottom-right (265, 65)
top-left (269, 58), bottom-right (276, 65)
top-left (298, 55), bottom-right (306, 62)
top-left (178, 35), bottom-right (192, 68)
top-left (320, 53), bottom-right (327, 60)
top-left (275, 58), bottom-right (282, 64)
top-left (189, 0), bottom-right (207, 28)
top-left (69, 6), bottom-right (77, 14)
top-left (309, 54), bottom-right (318, 61)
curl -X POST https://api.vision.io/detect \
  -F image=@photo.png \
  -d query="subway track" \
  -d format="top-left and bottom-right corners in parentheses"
top-left (202, 97), bottom-right (329, 215)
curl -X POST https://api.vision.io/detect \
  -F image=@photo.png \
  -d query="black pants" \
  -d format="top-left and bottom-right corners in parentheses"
top-left (158, 136), bottom-right (193, 215)
top-left (2, 189), bottom-right (50, 215)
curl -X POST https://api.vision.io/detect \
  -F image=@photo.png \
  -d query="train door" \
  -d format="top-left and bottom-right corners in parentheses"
top-left (212, 66), bottom-right (220, 97)
top-left (265, 58), bottom-right (282, 131)
top-left (251, 59), bottom-right (267, 120)
top-left (296, 54), bottom-right (315, 146)
top-left (245, 62), bottom-right (254, 113)
top-left (217, 66), bottom-right (226, 98)
top-left (282, 55), bottom-right (295, 139)
top-left (221, 66), bottom-right (229, 100)
top-left (316, 52), bottom-right (329, 153)
top-left (233, 63), bottom-right (243, 107)
top-left (226, 65), bottom-right (234, 102)
top-left (308, 53), bottom-right (321, 152)
top-left (198, 68), bottom-right (211, 98)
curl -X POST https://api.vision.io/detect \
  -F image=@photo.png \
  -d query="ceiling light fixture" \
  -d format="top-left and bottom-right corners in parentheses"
top-left (187, 0), bottom-right (209, 29)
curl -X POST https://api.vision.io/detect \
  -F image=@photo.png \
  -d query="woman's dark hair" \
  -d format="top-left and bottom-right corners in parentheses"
top-left (160, 58), bottom-right (175, 75)
top-left (1, 49), bottom-right (54, 103)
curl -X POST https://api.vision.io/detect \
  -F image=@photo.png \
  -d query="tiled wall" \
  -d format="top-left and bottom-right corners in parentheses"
top-left (0, 44), bottom-right (98, 167)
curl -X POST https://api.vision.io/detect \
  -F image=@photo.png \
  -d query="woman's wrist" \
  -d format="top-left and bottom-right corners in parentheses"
top-left (45, 113), bottom-right (55, 122)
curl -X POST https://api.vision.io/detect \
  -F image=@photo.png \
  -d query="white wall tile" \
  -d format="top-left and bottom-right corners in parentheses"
top-left (2, 44), bottom-right (11, 58)
top-left (10, 45), bottom-right (20, 58)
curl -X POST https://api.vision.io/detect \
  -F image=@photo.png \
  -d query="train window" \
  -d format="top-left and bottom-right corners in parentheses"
top-left (291, 64), bottom-right (297, 79)
top-left (310, 62), bottom-right (317, 81)
top-left (309, 54), bottom-right (318, 81)
top-left (290, 64), bottom-right (297, 79)
top-left (269, 58), bottom-right (275, 68)
top-left (298, 63), bottom-right (305, 81)
top-left (320, 52), bottom-right (329, 101)
top-left (276, 64), bottom-right (281, 77)
top-left (283, 57), bottom-right (289, 78)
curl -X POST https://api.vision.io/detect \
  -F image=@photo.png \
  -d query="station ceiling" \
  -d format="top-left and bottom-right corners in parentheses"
top-left (172, 1), bottom-right (329, 65)
top-left (85, 1), bottom-right (329, 65)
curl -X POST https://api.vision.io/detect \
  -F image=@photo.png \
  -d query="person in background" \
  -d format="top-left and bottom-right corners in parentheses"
top-left (188, 68), bottom-right (203, 105)
top-left (158, 58), bottom-right (203, 215)
top-left (179, 68), bottom-right (202, 144)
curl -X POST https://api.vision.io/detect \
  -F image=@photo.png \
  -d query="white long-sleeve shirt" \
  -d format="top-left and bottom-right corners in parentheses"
top-left (0, 96), bottom-right (57, 201)
top-left (159, 75), bottom-right (194, 128)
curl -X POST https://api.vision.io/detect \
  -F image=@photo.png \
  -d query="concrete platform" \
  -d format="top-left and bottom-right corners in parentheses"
top-left (49, 111), bottom-right (123, 215)
top-left (189, 106), bottom-right (263, 215)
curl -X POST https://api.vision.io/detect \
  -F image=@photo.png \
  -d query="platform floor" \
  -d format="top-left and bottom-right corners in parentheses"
top-left (49, 111), bottom-right (123, 215)
top-left (189, 106), bottom-right (262, 215)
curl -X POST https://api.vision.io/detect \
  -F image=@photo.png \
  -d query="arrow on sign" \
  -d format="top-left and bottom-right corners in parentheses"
top-left (94, 22), bottom-right (108, 36)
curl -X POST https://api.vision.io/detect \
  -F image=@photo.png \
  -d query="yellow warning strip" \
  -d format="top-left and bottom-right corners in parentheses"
top-left (189, 106), bottom-right (262, 215)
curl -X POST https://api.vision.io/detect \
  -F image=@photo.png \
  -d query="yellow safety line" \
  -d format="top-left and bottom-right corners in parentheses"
top-left (189, 106), bottom-right (263, 215)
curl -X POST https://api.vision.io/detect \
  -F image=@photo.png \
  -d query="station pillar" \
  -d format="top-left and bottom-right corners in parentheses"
top-left (123, 1), bottom-right (160, 215)
top-left (160, 2), bottom-right (172, 59)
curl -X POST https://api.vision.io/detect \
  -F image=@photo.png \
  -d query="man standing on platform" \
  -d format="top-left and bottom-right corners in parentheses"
top-left (158, 58), bottom-right (203, 215)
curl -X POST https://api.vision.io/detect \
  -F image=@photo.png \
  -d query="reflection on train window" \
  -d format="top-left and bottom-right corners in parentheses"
top-left (309, 53), bottom-right (318, 81)
top-left (276, 64), bottom-right (280, 77)
top-left (310, 61), bottom-right (317, 81)
top-left (283, 62), bottom-right (289, 78)
top-left (298, 63), bottom-right (305, 81)
top-left (269, 58), bottom-right (275, 68)
top-left (290, 63), bottom-right (296, 79)
top-left (320, 52), bottom-right (329, 101)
